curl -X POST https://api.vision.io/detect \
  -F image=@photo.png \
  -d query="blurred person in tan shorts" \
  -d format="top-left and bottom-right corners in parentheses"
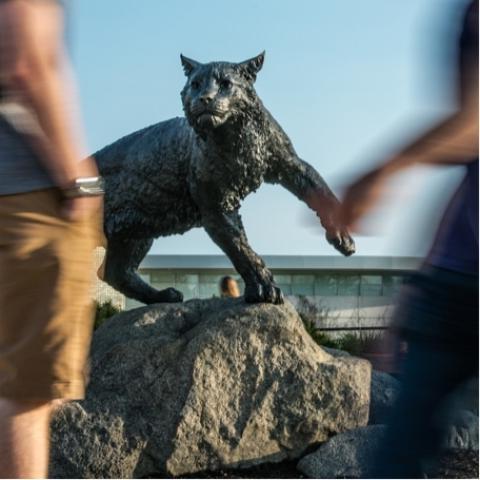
top-left (0, 0), bottom-right (103, 477)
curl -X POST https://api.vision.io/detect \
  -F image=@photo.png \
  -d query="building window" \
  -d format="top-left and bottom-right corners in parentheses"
top-left (140, 268), bottom-right (410, 301)
top-left (175, 273), bottom-right (199, 300)
top-left (199, 283), bottom-right (218, 298)
top-left (273, 274), bottom-right (292, 296)
top-left (177, 284), bottom-right (199, 300)
top-left (150, 270), bottom-right (175, 283)
top-left (360, 275), bottom-right (383, 296)
top-left (175, 273), bottom-right (199, 284)
top-left (278, 284), bottom-right (292, 295)
top-left (198, 273), bottom-right (222, 298)
top-left (291, 274), bottom-right (315, 296)
top-left (151, 282), bottom-right (174, 293)
top-left (274, 274), bottom-right (292, 285)
top-left (314, 274), bottom-right (338, 296)
top-left (199, 273), bottom-right (224, 284)
top-left (337, 274), bottom-right (360, 296)
top-left (291, 284), bottom-right (314, 296)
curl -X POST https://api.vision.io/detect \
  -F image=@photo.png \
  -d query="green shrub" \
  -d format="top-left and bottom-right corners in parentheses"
top-left (301, 316), bottom-right (341, 349)
top-left (94, 300), bottom-right (121, 330)
top-left (296, 296), bottom-right (331, 326)
top-left (297, 296), bottom-right (341, 349)
top-left (302, 325), bottom-right (384, 356)
top-left (335, 333), bottom-right (362, 355)
top-left (337, 331), bottom-right (383, 355)
top-left (296, 296), bottom-right (384, 354)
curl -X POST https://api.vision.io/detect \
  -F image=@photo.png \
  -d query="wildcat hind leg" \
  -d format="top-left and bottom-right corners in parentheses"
top-left (103, 237), bottom-right (183, 304)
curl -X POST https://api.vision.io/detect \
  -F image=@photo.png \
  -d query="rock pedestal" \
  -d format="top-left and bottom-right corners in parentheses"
top-left (50, 298), bottom-right (371, 478)
top-left (297, 424), bottom-right (386, 479)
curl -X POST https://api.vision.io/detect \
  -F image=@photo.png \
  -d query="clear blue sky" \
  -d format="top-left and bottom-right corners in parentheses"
top-left (71, 0), bottom-right (468, 257)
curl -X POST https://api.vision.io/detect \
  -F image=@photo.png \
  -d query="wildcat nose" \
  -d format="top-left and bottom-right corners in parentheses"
top-left (199, 93), bottom-right (214, 105)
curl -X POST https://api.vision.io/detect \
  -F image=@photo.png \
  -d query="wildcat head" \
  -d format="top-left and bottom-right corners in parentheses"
top-left (180, 52), bottom-right (264, 133)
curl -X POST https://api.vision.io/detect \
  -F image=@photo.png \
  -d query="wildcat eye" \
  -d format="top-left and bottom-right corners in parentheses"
top-left (220, 79), bottom-right (232, 90)
top-left (190, 80), bottom-right (200, 90)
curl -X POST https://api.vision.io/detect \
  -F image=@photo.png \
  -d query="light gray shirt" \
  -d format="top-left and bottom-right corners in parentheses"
top-left (0, 115), bottom-right (54, 196)
top-left (0, 0), bottom-right (63, 196)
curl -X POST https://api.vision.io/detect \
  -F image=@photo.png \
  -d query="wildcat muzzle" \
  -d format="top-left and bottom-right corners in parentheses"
top-left (191, 104), bottom-right (229, 128)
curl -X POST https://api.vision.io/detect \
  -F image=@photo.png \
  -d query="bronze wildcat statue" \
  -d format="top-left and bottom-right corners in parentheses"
top-left (96, 52), bottom-right (355, 305)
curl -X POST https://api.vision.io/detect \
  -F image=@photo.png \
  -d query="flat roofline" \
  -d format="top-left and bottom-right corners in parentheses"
top-left (140, 255), bottom-right (421, 272)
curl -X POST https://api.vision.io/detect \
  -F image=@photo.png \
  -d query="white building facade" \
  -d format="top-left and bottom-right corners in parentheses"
top-left (94, 253), bottom-right (420, 332)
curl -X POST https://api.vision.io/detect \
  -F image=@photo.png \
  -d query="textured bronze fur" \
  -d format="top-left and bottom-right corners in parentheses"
top-left (96, 53), bottom-right (355, 304)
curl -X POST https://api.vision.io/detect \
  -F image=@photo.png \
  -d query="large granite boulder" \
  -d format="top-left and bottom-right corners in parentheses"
top-left (369, 370), bottom-right (400, 424)
top-left (49, 298), bottom-right (371, 478)
top-left (298, 414), bottom-right (479, 479)
top-left (442, 377), bottom-right (478, 416)
top-left (442, 409), bottom-right (479, 450)
top-left (297, 424), bottom-right (385, 479)
top-left (297, 378), bottom-right (478, 479)
top-left (323, 347), bottom-right (400, 425)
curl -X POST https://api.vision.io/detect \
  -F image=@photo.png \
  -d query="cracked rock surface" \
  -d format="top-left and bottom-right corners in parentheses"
top-left (50, 298), bottom-right (371, 478)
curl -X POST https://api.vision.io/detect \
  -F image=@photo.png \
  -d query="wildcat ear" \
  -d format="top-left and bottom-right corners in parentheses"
top-left (237, 51), bottom-right (265, 82)
top-left (180, 54), bottom-right (201, 76)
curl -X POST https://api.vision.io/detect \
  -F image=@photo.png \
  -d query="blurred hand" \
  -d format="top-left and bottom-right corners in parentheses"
top-left (61, 195), bottom-right (102, 222)
top-left (338, 167), bottom-right (389, 232)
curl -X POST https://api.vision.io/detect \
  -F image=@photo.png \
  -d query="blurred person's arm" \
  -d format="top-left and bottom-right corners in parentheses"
top-left (383, 31), bottom-right (478, 172)
top-left (381, 86), bottom-right (478, 174)
top-left (0, 0), bottom-right (99, 214)
top-left (339, 62), bottom-right (478, 230)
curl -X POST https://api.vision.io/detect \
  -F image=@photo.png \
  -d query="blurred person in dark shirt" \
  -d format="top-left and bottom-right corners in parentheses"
top-left (339, 1), bottom-right (478, 477)
top-left (0, 0), bottom-right (103, 477)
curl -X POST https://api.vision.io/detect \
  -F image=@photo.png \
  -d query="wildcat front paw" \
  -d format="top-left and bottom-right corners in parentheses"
top-left (245, 282), bottom-right (284, 305)
top-left (152, 287), bottom-right (184, 304)
top-left (326, 229), bottom-right (356, 257)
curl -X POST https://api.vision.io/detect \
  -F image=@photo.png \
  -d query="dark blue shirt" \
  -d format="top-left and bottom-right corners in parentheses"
top-left (426, 2), bottom-right (478, 275)
top-left (427, 159), bottom-right (479, 275)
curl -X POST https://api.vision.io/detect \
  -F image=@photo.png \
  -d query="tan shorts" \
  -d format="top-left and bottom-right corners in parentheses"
top-left (0, 189), bottom-right (101, 401)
